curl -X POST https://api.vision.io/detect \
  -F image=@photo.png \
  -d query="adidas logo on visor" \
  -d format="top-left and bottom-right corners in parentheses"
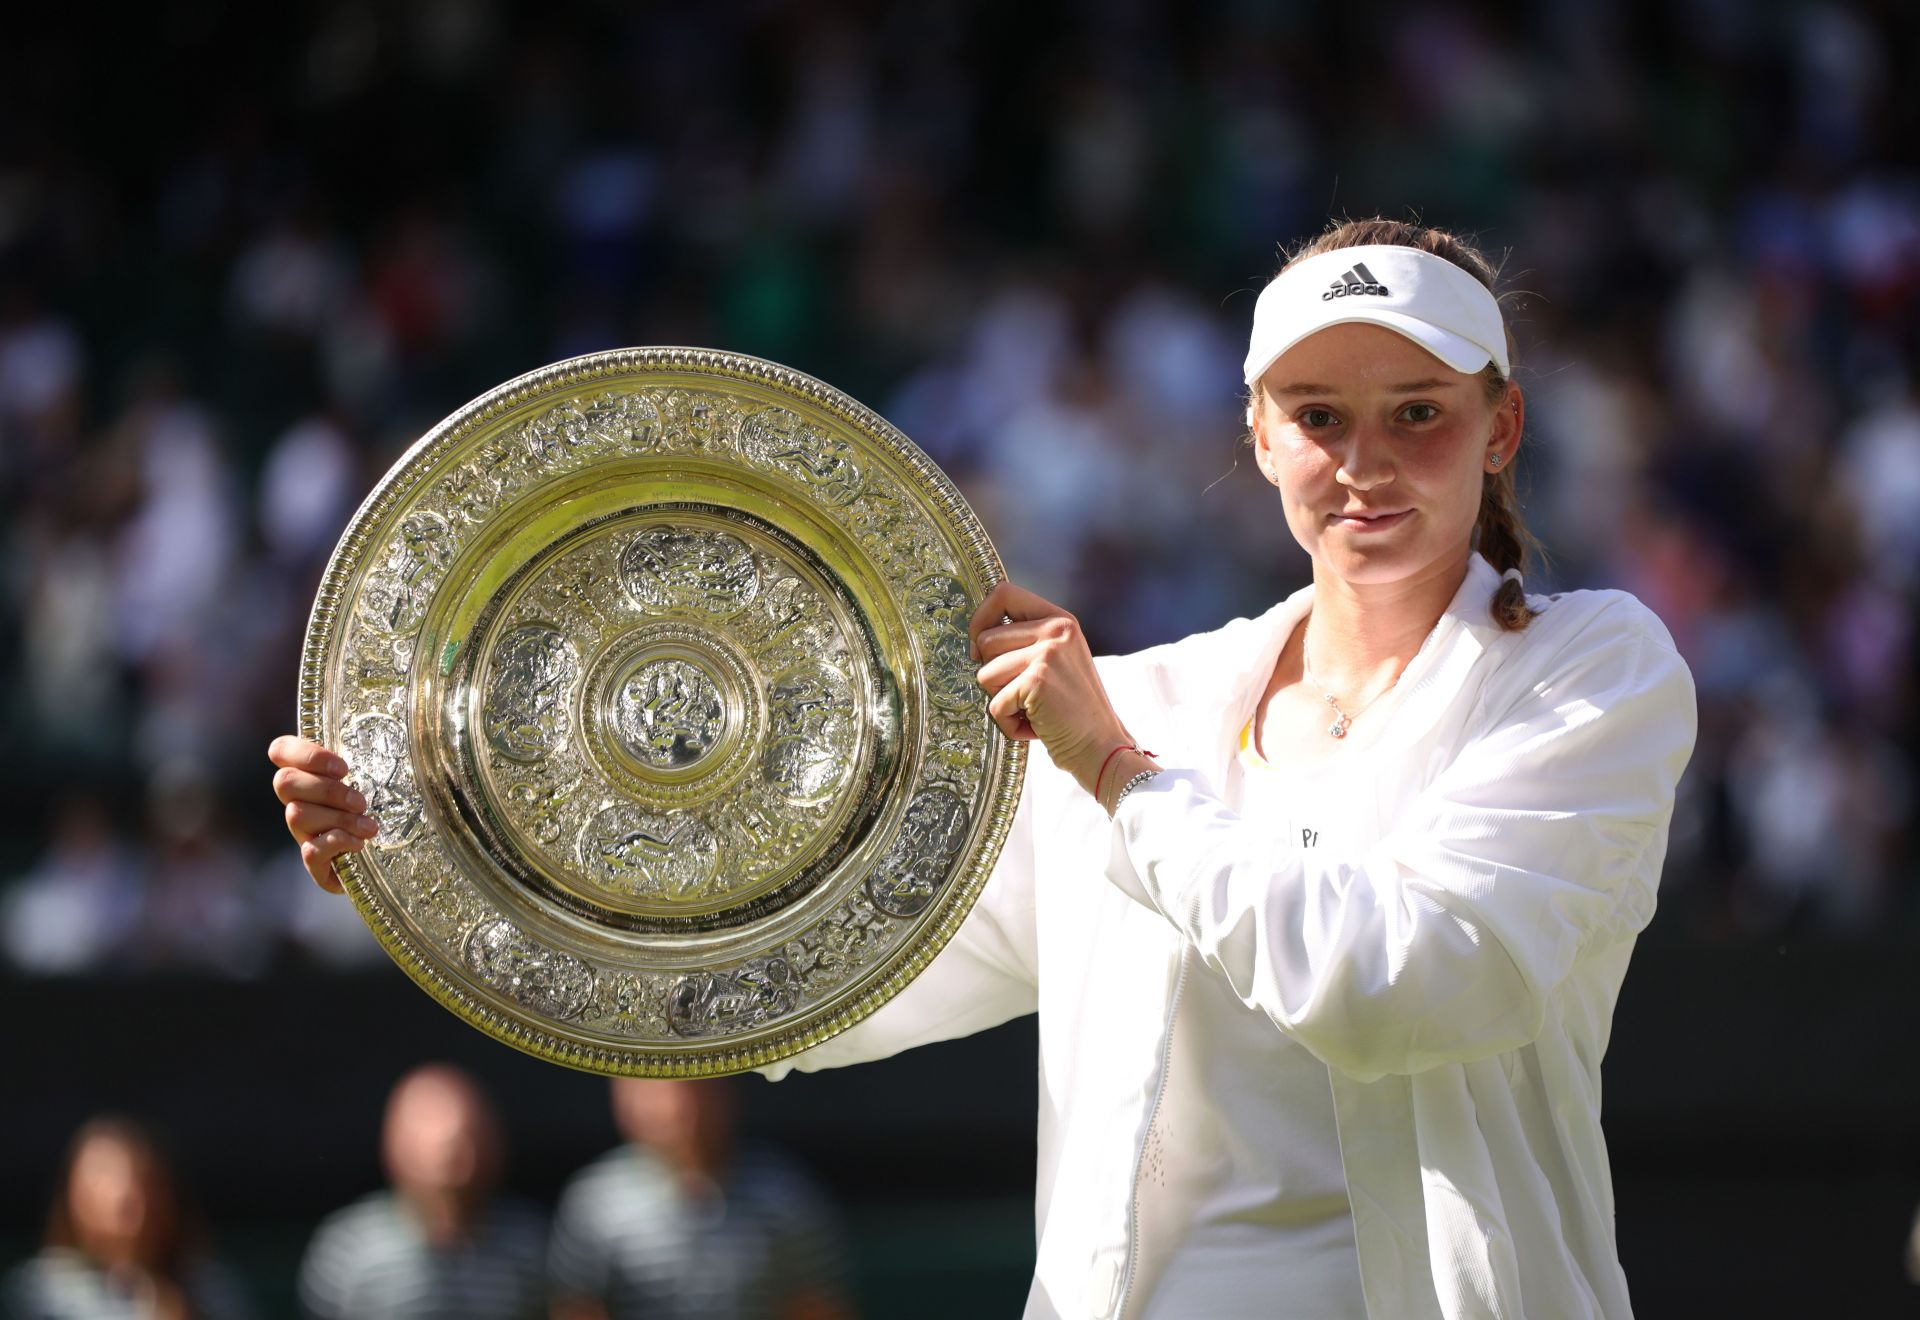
top-left (1323, 262), bottom-right (1389, 300)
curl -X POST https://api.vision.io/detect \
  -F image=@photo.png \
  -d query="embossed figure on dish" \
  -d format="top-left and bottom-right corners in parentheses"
top-left (736, 573), bottom-right (838, 673)
top-left (340, 711), bottom-right (423, 848)
top-left (499, 773), bottom-right (580, 849)
top-left (866, 788), bottom-right (972, 918)
top-left (908, 574), bottom-right (980, 712)
top-left (666, 955), bottom-right (798, 1038)
top-left (845, 477), bottom-right (951, 582)
top-left (762, 664), bottom-right (856, 803)
top-left (517, 537), bottom-right (623, 641)
top-left (482, 624), bottom-right (580, 763)
top-left (358, 510), bottom-right (454, 635)
top-left (578, 804), bottom-right (724, 904)
top-left (590, 971), bottom-right (673, 1037)
top-left (619, 525), bottom-right (761, 617)
top-left (464, 919), bottom-right (594, 1021)
top-left (658, 388), bottom-right (725, 451)
top-left (738, 406), bottom-right (865, 505)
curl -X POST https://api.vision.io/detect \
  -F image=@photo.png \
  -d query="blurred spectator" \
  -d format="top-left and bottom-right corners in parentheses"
top-left (1, 1117), bottom-right (254, 1319)
top-left (0, 797), bottom-right (143, 976)
top-left (138, 766), bottom-right (265, 978)
top-left (297, 1065), bottom-right (547, 1320)
top-left (106, 361), bottom-right (239, 673)
top-left (549, 1078), bottom-right (851, 1320)
top-left (12, 505), bottom-right (128, 768)
top-left (976, 353), bottom-right (1130, 598)
top-left (0, 285), bottom-right (83, 471)
top-left (1840, 379), bottom-right (1920, 591)
top-left (228, 214), bottom-right (352, 345)
top-left (256, 407), bottom-right (362, 576)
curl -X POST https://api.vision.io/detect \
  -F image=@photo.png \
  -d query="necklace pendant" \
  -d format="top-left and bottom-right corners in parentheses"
top-left (1328, 718), bottom-right (1348, 739)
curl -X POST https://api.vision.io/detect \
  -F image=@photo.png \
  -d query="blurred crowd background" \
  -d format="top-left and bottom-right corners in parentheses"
top-left (4, 1), bottom-right (1918, 1316)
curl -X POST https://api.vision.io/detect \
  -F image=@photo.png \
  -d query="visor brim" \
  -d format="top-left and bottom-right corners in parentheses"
top-left (1243, 309), bottom-right (1499, 385)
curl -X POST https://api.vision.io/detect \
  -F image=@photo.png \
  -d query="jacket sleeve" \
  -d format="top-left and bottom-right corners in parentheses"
top-left (757, 755), bottom-right (1041, 1081)
top-left (1105, 604), bottom-right (1697, 1082)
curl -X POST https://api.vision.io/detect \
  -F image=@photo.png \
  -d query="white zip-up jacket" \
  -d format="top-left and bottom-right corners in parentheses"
top-left (763, 553), bottom-right (1698, 1319)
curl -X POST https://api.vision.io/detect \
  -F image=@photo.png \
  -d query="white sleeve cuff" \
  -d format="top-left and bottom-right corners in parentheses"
top-left (1103, 768), bottom-right (1216, 923)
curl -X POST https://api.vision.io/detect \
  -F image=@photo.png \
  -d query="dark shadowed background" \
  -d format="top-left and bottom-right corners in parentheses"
top-left (3, 2), bottom-right (1918, 1316)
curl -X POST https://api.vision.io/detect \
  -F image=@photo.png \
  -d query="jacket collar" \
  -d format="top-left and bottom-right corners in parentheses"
top-left (1184, 553), bottom-right (1507, 781)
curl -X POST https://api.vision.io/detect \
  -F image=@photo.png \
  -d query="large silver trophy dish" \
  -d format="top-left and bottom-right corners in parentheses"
top-left (299, 349), bottom-right (1024, 1076)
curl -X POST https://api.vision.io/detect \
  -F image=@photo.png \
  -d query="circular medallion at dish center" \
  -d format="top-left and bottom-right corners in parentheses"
top-left (466, 506), bottom-right (883, 926)
top-left (299, 347), bottom-right (1024, 1077)
top-left (612, 658), bottom-right (726, 772)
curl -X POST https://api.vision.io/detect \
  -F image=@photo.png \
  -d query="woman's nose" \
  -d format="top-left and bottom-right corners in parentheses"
top-left (1334, 421), bottom-right (1395, 489)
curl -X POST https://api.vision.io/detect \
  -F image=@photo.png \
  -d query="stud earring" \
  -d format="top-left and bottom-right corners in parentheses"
top-left (1488, 453), bottom-right (1506, 469)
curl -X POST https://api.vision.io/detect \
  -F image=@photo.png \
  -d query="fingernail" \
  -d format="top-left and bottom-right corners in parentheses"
top-left (358, 816), bottom-right (378, 836)
top-left (326, 755), bottom-right (348, 775)
top-left (347, 790), bottom-right (367, 812)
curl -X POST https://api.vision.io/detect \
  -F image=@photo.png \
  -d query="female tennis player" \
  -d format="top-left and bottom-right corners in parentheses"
top-left (271, 217), bottom-right (1697, 1319)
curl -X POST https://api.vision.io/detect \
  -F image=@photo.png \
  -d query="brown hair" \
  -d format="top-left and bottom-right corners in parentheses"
top-left (1257, 216), bottom-right (1541, 631)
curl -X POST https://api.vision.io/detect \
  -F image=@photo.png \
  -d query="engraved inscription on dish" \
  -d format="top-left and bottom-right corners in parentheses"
top-left (619, 526), bottom-right (760, 616)
top-left (612, 657), bottom-right (727, 771)
top-left (464, 919), bottom-right (593, 1020)
top-left (482, 624), bottom-right (580, 762)
top-left (578, 804), bottom-right (723, 902)
top-left (866, 788), bottom-right (971, 917)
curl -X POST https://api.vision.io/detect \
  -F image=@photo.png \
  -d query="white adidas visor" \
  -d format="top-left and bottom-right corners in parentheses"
top-left (1242, 243), bottom-right (1508, 386)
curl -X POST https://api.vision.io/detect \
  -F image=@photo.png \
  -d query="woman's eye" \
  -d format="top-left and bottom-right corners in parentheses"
top-left (1400, 403), bottom-right (1439, 423)
top-left (1299, 408), bottom-right (1339, 428)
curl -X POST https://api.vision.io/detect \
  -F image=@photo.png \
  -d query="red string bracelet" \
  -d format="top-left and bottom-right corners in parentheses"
top-left (1094, 742), bottom-right (1156, 805)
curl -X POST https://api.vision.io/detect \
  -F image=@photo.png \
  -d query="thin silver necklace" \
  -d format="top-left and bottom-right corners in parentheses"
top-left (1300, 634), bottom-right (1404, 739)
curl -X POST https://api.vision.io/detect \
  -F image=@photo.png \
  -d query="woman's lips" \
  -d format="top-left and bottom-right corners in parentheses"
top-left (1328, 508), bottom-right (1413, 531)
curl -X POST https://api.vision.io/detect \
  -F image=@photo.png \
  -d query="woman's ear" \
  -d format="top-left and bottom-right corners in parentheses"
top-left (1248, 395), bottom-right (1281, 486)
top-left (1487, 380), bottom-right (1523, 469)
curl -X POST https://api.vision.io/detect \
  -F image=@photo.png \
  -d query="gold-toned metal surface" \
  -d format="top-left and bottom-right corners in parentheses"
top-left (299, 348), bottom-right (1023, 1076)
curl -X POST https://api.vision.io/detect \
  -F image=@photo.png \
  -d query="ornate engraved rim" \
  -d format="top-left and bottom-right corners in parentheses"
top-left (298, 347), bottom-right (1025, 1076)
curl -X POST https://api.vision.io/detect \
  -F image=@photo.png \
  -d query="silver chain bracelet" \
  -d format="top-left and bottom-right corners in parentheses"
top-left (1109, 768), bottom-right (1161, 815)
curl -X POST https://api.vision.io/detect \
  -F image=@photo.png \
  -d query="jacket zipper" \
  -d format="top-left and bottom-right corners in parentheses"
top-left (1114, 927), bottom-right (1194, 1319)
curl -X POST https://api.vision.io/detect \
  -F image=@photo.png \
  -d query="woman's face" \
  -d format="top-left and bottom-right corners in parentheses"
top-left (67, 1133), bottom-right (169, 1266)
top-left (1251, 322), bottom-right (1521, 591)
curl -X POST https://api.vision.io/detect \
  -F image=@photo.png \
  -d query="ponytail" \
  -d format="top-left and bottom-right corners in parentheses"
top-left (1476, 450), bottom-right (1540, 632)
